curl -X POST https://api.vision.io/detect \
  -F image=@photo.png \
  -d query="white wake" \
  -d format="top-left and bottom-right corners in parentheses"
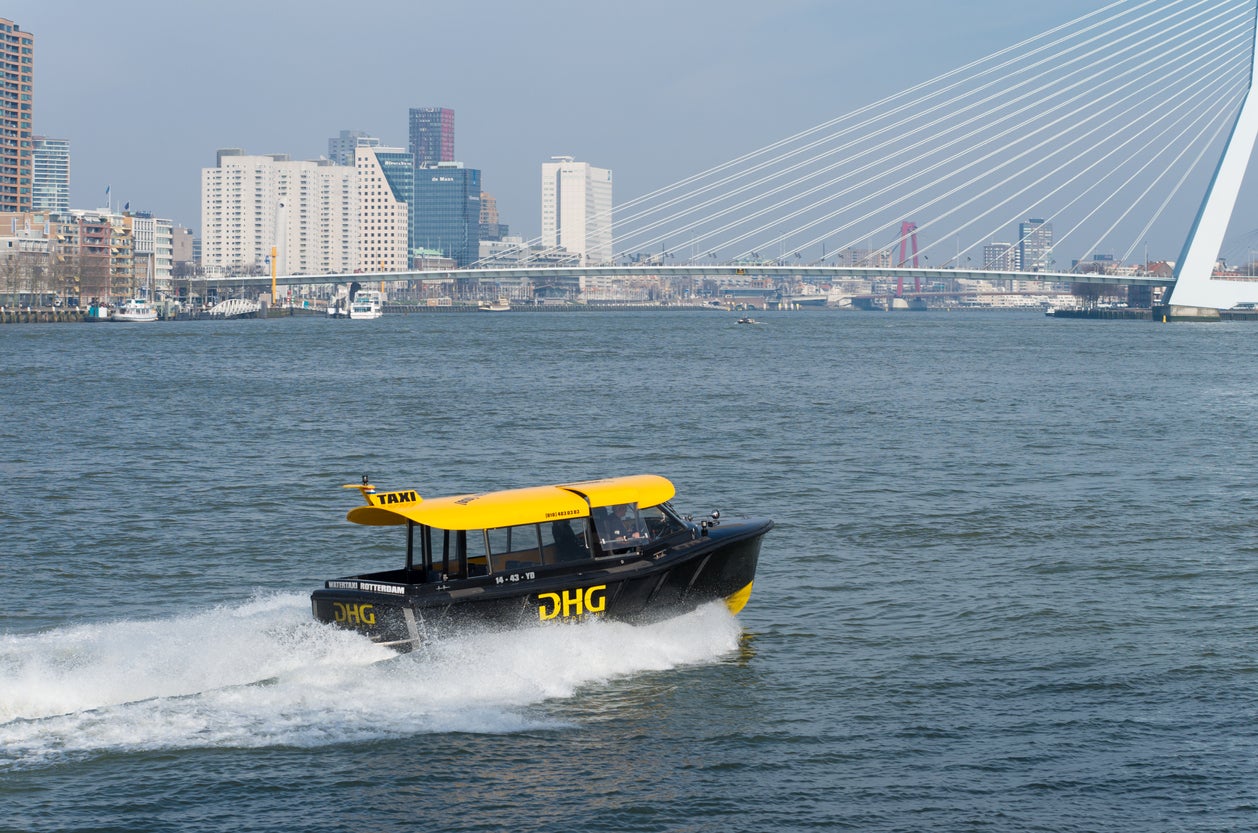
top-left (0, 593), bottom-right (742, 770)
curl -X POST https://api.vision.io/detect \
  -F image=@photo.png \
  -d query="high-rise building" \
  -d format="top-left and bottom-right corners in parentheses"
top-left (408, 107), bottom-right (454, 167)
top-left (0, 18), bottom-right (34, 214)
top-left (480, 191), bottom-right (508, 241)
top-left (541, 156), bottom-right (613, 266)
top-left (1018, 219), bottom-right (1053, 272)
top-left (201, 149), bottom-right (355, 276)
top-left (33, 136), bottom-right (69, 213)
top-left (354, 146), bottom-right (411, 272)
top-left (412, 162), bottom-right (480, 267)
top-left (328, 130), bottom-right (379, 166)
top-left (984, 242), bottom-right (1018, 271)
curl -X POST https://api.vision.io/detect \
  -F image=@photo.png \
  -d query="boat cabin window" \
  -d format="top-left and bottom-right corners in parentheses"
top-left (462, 530), bottom-right (489, 576)
top-left (418, 516), bottom-right (602, 579)
top-left (542, 518), bottom-right (591, 563)
top-left (591, 503), bottom-right (649, 553)
top-left (487, 523), bottom-right (543, 573)
top-left (420, 526), bottom-right (450, 577)
top-left (422, 527), bottom-right (489, 579)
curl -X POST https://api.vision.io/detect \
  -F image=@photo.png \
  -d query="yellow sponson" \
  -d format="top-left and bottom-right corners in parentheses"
top-left (346, 474), bottom-right (676, 530)
top-left (724, 581), bottom-right (754, 615)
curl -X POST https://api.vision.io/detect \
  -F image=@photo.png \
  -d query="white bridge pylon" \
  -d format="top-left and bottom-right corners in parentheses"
top-left (1167, 2), bottom-right (1258, 309)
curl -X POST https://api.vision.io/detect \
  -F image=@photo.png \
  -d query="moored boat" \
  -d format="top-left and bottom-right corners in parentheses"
top-left (109, 297), bottom-right (158, 322)
top-left (479, 297), bottom-right (511, 312)
top-left (349, 290), bottom-right (384, 319)
top-left (311, 474), bottom-right (772, 648)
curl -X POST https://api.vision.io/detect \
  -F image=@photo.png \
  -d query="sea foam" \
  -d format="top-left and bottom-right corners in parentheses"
top-left (0, 593), bottom-right (741, 770)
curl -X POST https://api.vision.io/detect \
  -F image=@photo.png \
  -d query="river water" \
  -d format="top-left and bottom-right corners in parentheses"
top-left (1, 310), bottom-right (1255, 832)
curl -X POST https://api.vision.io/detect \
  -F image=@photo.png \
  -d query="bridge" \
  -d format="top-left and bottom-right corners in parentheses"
top-left (208, 0), bottom-right (1258, 318)
top-left (205, 264), bottom-right (1157, 291)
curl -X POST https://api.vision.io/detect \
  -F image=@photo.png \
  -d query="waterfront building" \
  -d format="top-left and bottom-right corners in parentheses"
top-left (834, 247), bottom-right (893, 268)
top-left (354, 146), bottom-right (411, 272)
top-left (582, 272), bottom-right (661, 302)
top-left (984, 242), bottom-right (1018, 271)
top-left (480, 191), bottom-right (508, 242)
top-left (409, 107), bottom-right (454, 167)
top-left (32, 137), bottom-right (69, 213)
top-left (541, 156), bottom-right (613, 266)
top-left (127, 211), bottom-right (174, 296)
top-left (478, 236), bottom-right (577, 268)
top-left (201, 149), bottom-right (355, 277)
top-left (328, 130), bottom-right (379, 166)
top-left (0, 212), bottom-right (52, 303)
top-left (0, 18), bottom-right (34, 214)
top-left (1018, 219), bottom-right (1053, 271)
top-left (59, 209), bottom-right (136, 302)
top-left (412, 161), bottom-right (481, 267)
top-left (0, 210), bottom-right (147, 304)
top-left (479, 236), bottom-right (527, 266)
top-left (172, 225), bottom-right (194, 267)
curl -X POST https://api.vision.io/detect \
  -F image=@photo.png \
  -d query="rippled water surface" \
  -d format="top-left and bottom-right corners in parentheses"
top-left (2, 311), bottom-right (1256, 832)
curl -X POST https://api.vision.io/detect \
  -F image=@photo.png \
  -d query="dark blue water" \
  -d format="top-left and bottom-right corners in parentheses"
top-left (2, 311), bottom-right (1255, 832)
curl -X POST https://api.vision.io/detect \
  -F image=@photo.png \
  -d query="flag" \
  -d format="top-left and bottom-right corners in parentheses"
top-left (124, 202), bottom-right (129, 211)
top-left (105, 185), bottom-right (110, 197)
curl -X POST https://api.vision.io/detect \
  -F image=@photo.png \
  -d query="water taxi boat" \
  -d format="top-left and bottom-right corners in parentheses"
top-left (312, 474), bottom-right (772, 648)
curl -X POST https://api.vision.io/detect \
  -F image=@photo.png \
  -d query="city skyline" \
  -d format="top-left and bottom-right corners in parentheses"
top-left (11, 0), bottom-right (1149, 245)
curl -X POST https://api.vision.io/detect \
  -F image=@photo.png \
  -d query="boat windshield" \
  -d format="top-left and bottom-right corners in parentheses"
top-left (641, 502), bottom-right (690, 539)
top-left (591, 503), bottom-right (649, 552)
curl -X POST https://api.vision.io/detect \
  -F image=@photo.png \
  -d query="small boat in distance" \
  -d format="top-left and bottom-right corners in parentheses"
top-left (349, 290), bottom-right (384, 320)
top-left (109, 297), bottom-right (158, 323)
top-left (479, 297), bottom-right (511, 312)
top-left (737, 316), bottom-right (760, 324)
top-left (312, 474), bottom-right (772, 648)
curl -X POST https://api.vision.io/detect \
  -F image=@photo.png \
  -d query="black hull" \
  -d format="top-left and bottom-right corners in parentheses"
top-left (312, 518), bottom-right (770, 646)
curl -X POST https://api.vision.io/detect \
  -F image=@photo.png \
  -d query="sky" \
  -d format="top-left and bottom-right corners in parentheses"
top-left (14, 0), bottom-right (1254, 259)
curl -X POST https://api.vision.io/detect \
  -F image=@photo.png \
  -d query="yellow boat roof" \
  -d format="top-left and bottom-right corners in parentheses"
top-left (346, 474), bottom-right (676, 530)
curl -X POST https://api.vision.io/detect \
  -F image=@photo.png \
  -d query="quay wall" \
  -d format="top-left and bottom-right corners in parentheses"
top-left (0, 307), bottom-right (89, 324)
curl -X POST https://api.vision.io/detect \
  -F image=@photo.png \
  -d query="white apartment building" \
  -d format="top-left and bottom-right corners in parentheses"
top-left (129, 213), bottom-right (174, 295)
top-left (354, 146), bottom-right (409, 273)
top-left (541, 156), bottom-right (612, 266)
top-left (201, 150), bottom-right (355, 277)
top-left (33, 137), bottom-right (71, 214)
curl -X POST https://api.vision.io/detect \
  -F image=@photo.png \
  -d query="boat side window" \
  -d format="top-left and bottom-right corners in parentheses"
top-left (487, 523), bottom-right (543, 573)
top-left (462, 529), bottom-right (490, 577)
top-left (439, 528), bottom-right (452, 577)
top-left (420, 525), bottom-right (453, 579)
top-left (541, 517), bottom-right (591, 563)
top-left (591, 502), bottom-right (648, 554)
